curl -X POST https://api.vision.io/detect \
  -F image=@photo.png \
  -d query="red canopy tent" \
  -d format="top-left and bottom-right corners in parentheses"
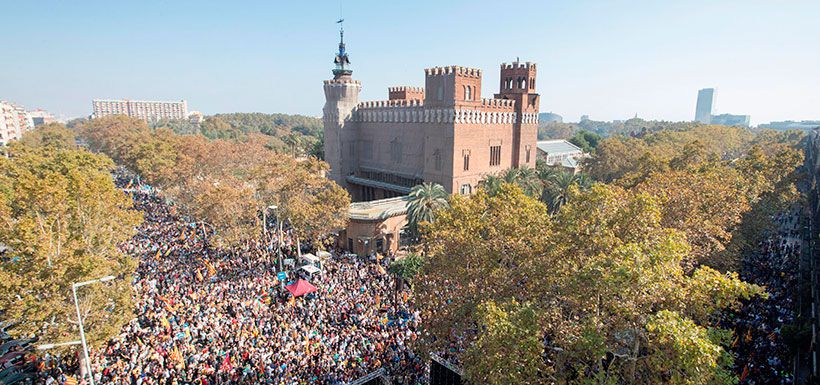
top-left (285, 279), bottom-right (318, 297)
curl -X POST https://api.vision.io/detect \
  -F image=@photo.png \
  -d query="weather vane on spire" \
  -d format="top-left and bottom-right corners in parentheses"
top-left (332, 3), bottom-right (352, 80)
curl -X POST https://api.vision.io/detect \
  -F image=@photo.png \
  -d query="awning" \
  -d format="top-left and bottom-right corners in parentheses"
top-left (317, 251), bottom-right (332, 259)
top-left (285, 279), bottom-right (318, 297)
top-left (345, 176), bottom-right (413, 194)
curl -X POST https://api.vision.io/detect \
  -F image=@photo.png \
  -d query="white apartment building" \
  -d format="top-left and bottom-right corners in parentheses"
top-left (92, 99), bottom-right (189, 121)
top-left (0, 101), bottom-right (34, 146)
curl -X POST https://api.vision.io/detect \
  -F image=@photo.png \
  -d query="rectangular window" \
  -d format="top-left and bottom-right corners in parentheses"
top-left (362, 140), bottom-right (373, 160)
top-left (460, 184), bottom-right (472, 195)
top-left (490, 145), bottom-right (501, 166)
top-left (463, 154), bottom-right (470, 171)
top-left (390, 140), bottom-right (402, 163)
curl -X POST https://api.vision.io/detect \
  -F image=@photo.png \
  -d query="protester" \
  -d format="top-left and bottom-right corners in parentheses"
top-left (40, 182), bottom-right (425, 385)
top-left (721, 208), bottom-right (800, 385)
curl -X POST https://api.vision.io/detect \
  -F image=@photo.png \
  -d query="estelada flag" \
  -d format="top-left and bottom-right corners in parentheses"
top-left (155, 249), bottom-right (162, 260)
top-left (739, 364), bottom-right (749, 381)
top-left (196, 269), bottom-right (204, 282)
top-left (63, 375), bottom-right (78, 385)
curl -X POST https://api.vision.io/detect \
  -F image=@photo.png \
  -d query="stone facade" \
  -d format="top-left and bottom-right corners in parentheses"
top-left (322, 35), bottom-right (539, 201)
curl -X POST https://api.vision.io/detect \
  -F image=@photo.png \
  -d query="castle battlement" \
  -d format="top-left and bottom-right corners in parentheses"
top-left (358, 99), bottom-right (425, 109)
top-left (424, 65), bottom-right (482, 78)
top-left (388, 86), bottom-right (424, 93)
top-left (501, 62), bottom-right (535, 70)
top-left (324, 79), bottom-right (362, 85)
top-left (482, 98), bottom-right (515, 109)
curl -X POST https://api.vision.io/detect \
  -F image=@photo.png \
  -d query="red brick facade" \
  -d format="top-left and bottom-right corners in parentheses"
top-left (324, 61), bottom-right (540, 201)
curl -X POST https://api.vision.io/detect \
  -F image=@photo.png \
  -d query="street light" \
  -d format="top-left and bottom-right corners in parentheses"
top-left (72, 275), bottom-right (117, 385)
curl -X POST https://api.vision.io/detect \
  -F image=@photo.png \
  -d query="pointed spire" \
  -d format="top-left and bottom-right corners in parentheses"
top-left (333, 19), bottom-right (352, 79)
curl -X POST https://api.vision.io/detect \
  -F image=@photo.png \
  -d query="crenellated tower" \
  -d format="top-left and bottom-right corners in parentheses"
top-left (323, 21), bottom-right (361, 187)
top-left (495, 60), bottom-right (539, 168)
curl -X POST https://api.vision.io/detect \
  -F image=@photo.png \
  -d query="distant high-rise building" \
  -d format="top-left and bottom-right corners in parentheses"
top-left (695, 88), bottom-right (715, 123)
top-left (710, 113), bottom-right (750, 127)
top-left (92, 99), bottom-right (189, 121)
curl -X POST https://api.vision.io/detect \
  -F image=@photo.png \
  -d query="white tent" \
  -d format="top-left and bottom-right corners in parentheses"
top-left (317, 251), bottom-right (332, 259)
top-left (300, 265), bottom-right (321, 275)
top-left (301, 253), bottom-right (320, 264)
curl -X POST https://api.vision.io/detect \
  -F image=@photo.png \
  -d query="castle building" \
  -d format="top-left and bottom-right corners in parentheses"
top-left (323, 30), bottom-right (540, 201)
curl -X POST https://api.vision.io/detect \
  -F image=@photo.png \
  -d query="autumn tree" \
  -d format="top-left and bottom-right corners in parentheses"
top-left (18, 122), bottom-right (76, 149)
top-left (415, 183), bottom-right (765, 384)
top-left (0, 146), bottom-right (141, 346)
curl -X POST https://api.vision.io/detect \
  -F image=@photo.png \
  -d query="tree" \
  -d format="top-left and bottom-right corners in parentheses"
top-left (0, 146), bottom-right (141, 347)
top-left (464, 300), bottom-right (547, 385)
top-left (406, 183), bottom-right (449, 240)
top-left (18, 123), bottom-right (76, 149)
top-left (568, 130), bottom-right (601, 153)
top-left (415, 183), bottom-right (765, 384)
top-left (479, 167), bottom-right (541, 198)
top-left (540, 170), bottom-right (590, 213)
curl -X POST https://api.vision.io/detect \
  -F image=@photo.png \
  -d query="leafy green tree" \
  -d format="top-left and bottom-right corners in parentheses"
top-left (0, 146), bottom-right (141, 346)
top-left (569, 130), bottom-right (601, 153)
top-left (406, 183), bottom-right (449, 240)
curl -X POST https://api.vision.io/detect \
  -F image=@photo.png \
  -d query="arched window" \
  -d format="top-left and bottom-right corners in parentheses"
top-left (437, 85), bottom-right (443, 100)
top-left (522, 79), bottom-right (527, 90)
top-left (465, 85), bottom-right (472, 101)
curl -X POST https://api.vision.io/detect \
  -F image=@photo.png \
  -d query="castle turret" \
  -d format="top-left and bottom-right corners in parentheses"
top-left (323, 21), bottom-right (361, 187)
top-left (495, 59), bottom-right (539, 167)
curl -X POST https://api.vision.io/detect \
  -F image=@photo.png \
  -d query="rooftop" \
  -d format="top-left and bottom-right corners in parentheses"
top-left (348, 195), bottom-right (411, 222)
top-left (536, 139), bottom-right (583, 155)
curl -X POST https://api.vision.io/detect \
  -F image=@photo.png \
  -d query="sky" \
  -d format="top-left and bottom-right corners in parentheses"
top-left (2, 0), bottom-right (819, 125)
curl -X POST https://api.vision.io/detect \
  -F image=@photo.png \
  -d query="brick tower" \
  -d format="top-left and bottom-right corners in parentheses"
top-left (495, 60), bottom-right (539, 168)
top-left (323, 23), bottom-right (361, 188)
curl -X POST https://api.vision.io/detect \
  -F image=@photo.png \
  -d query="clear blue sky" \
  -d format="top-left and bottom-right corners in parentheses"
top-left (2, 0), bottom-right (818, 125)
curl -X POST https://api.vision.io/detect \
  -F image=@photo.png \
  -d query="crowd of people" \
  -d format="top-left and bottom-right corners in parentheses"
top-left (40, 185), bottom-right (425, 385)
top-left (721, 208), bottom-right (802, 385)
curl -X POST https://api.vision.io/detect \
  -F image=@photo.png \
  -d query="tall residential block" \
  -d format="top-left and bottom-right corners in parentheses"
top-left (695, 88), bottom-right (715, 123)
top-left (322, 29), bottom-right (539, 201)
top-left (92, 99), bottom-right (188, 121)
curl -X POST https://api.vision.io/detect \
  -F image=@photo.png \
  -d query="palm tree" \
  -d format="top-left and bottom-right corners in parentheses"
top-left (406, 183), bottom-right (449, 240)
top-left (542, 170), bottom-right (591, 213)
top-left (478, 167), bottom-right (541, 198)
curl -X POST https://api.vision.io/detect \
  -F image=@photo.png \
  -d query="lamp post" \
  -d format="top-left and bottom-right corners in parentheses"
top-left (72, 275), bottom-right (116, 385)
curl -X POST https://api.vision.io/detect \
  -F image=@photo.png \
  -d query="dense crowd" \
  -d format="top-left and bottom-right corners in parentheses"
top-left (40, 187), bottom-right (425, 385)
top-left (722, 208), bottom-right (801, 385)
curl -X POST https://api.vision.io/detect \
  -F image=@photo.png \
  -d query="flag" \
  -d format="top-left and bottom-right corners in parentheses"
top-left (63, 375), bottom-right (78, 385)
top-left (165, 248), bottom-right (173, 257)
top-left (196, 269), bottom-right (204, 282)
top-left (155, 249), bottom-right (162, 260)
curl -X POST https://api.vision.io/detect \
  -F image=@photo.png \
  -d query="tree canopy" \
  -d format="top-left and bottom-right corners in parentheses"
top-left (77, 116), bottom-right (349, 249)
top-left (0, 141), bottom-right (141, 346)
top-left (415, 184), bottom-right (765, 384)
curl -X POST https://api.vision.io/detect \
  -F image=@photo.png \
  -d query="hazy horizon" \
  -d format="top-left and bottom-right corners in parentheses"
top-left (2, 0), bottom-right (819, 125)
